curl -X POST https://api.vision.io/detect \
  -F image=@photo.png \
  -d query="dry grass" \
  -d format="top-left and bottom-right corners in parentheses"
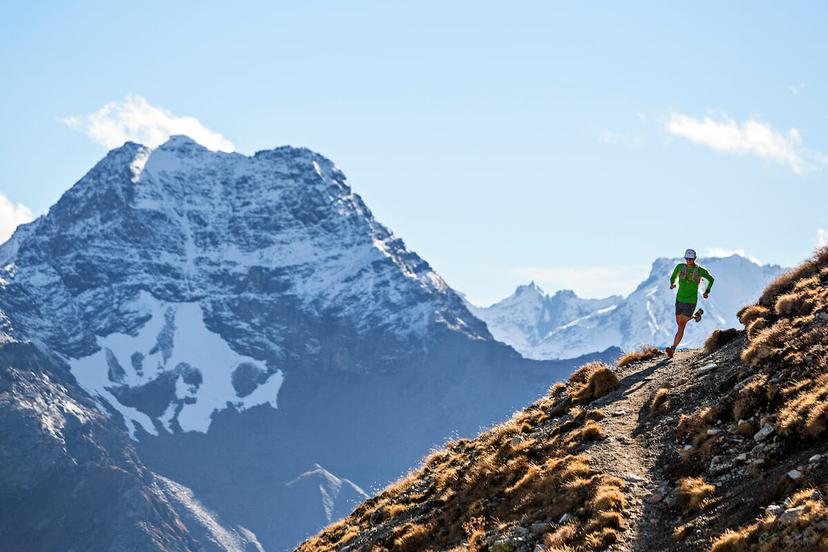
top-left (616, 345), bottom-right (662, 368)
top-left (777, 373), bottom-right (828, 438)
top-left (670, 477), bottom-right (715, 513)
top-left (649, 387), bottom-right (671, 415)
top-left (704, 328), bottom-right (741, 354)
top-left (708, 489), bottom-right (828, 551)
top-left (570, 362), bottom-right (619, 404)
top-left (297, 360), bottom-right (629, 552)
top-left (737, 304), bottom-right (771, 326)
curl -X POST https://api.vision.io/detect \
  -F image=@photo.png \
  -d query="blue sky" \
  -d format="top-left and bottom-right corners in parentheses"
top-left (1, 2), bottom-right (826, 304)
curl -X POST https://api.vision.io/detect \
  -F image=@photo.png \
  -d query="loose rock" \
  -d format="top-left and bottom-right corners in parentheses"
top-left (753, 423), bottom-right (774, 442)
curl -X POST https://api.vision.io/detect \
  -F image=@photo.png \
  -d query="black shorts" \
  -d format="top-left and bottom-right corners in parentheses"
top-left (676, 301), bottom-right (696, 317)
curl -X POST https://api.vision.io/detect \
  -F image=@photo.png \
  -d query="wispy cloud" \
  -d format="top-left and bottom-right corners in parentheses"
top-left (60, 95), bottom-right (235, 152)
top-left (788, 83), bottom-right (805, 96)
top-left (665, 112), bottom-right (826, 175)
top-left (599, 129), bottom-right (641, 148)
top-left (513, 265), bottom-right (648, 299)
top-left (0, 193), bottom-right (34, 244)
top-left (704, 247), bottom-right (761, 264)
top-left (818, 229), bottom-right (828, 248)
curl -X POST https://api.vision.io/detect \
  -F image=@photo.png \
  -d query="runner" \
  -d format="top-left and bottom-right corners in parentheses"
top-left (666, 248), bottom-right (714, 358)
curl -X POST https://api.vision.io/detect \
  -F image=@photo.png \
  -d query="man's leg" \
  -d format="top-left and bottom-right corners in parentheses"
top-left (672, 314), bottom-right (691, 349)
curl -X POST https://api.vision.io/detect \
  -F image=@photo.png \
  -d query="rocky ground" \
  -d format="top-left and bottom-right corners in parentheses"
top-left (506, 334), bottom-right (826, 552)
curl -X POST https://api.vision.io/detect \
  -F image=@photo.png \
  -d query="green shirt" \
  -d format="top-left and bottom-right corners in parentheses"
top-left (669, 263), bottom-right (714, 304)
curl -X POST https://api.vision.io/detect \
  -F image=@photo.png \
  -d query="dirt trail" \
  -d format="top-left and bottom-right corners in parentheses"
top-left (586, 350), bottom-right (701, 552)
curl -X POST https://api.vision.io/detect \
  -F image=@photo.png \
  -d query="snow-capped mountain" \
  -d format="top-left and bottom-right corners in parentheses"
top-left (467, 283), bottom-right (622, 356)
top-left (0, 136), bottom-right (611, 551)
top-left (473, 255), bottom-right (787, 359)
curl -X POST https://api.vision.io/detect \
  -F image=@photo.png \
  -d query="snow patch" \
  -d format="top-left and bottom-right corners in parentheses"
top-left (68, 292), bottom-right (282, 437)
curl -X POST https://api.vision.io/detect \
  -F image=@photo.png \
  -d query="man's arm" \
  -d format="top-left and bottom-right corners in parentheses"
top-left (669, 264), bottom-right (681, 287)
top-left (701, 267), bottom-right (714, 295)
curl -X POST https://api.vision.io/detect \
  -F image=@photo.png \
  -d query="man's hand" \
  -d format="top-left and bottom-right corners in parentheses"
top-left (670, 284), bottom-right (676, 289)
top-left (703, 292), bottom-right (709, 299)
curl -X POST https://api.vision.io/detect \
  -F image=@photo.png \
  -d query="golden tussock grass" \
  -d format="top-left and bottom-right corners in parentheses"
top-left (731, 374), bottom-right (768, 421)
top-left (616, 345), bottom-right (662, 368)
top-left (709, 489), bottom-right (828, 551)
top-left (670, 476), bottom-right (715, 513)
top-left (569, 362), bottom-right (619, 404)
top-left (777, 373), bottom-right (828, 438)
top-left (737, 304), bottom-right (771, 327)
top-left (649, 387), bottom-right (670, 415)
top-left (746, 317), bottom-right (768, 340)
top-left (704, 328), bottom-right (741, 354)
top-left (672, 523), bottom-right (692, 541)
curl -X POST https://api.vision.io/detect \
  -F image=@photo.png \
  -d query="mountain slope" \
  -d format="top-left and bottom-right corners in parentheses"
top-left (302, 248), bottom-right (828, 551)
top-left (0, 338), bottom-right (262, 551)
top-left (473, 256), bottom-right (786, 359)
top-left (0, 136), bottom-right (611, 550)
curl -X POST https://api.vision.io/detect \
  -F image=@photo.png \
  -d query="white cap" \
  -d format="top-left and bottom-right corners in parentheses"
top-left (684, 248), bottom-right (697, 259)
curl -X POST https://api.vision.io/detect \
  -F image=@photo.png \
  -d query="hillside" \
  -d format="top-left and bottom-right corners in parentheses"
top-left (300, 247), bottom-right (828, 551)
top-left (471, 256), bottom-right (786, 360)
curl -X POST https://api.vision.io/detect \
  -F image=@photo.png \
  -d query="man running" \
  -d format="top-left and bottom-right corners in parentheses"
top-left (666, 248), bottom-right (714, 358)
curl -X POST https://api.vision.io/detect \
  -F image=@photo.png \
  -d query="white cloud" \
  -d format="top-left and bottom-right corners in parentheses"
top-left (60, 95), bottom-right (235, 152)
top-left (0, 193), bottom-right (34, 244)
top-left (788, 83), bottom-right (805, 96)
top-left (704, 247), bottom-right (762, 264)
top-left (665, 112), bottom-right (825, 175)
top-left (818, 229), bottom-right (828, 248)
top-left (513, 265), bottom-right (649, 299)
top-left (599, 129), bottom-right (641, 148)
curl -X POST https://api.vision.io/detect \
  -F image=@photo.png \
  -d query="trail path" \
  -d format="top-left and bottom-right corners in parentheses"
top-left (586, 350), bottom-right (700, 552)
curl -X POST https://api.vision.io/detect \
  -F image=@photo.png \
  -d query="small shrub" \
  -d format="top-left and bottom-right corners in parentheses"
top-left (703, 328), bottom-right (741, 354)
top-left (544, 524), bottom-right (577, 548)
top-left (740, 320), bottom-right (793, 368)
top-left (777, 373), bottom-right (828, 438)
top-left (564, 420), bottom-right (604, 449)
top-left (616, 345), bottom-right (662, 368)
top-left (670, 477), bottom-right (715, 513)
top-left (571, 363), bottom-right (619, 404)
top-left (745, 317), bottom-right (767, 340)
top-left (737, 304), bottom-right (770, 326)
top-left (708, 529), bottom-right (749, 552)
top-left (774, 288), bottom-right (818, 317)
top-left (649, 387), bottom-right (670, 414)
top-left (672, 523), bottom-right (691, 541)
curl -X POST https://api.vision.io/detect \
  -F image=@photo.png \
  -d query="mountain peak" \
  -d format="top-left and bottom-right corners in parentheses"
top-left (514, 281), bottom-right (545, 297)
top-left (160, 134), bottom-right (202, 149)
top-left (551, 288), bottom-right (578, 299)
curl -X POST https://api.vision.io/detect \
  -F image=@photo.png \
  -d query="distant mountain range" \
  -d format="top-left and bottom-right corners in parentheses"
top-left (469, 255), bottom-right (787, 359)
top-left (0, 136), bottom-right (614, 551)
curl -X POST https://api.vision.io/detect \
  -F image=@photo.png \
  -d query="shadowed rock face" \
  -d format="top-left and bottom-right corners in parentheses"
top-left (0, 341), bottom-right (261, 552)
top-left (0, 137), bottom-right (616, 550)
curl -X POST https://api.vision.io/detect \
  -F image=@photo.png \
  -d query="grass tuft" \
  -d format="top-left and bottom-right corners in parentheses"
top-left (703, 328), bottom-right (741, 354)
top-left (570, 362), bottom-right (619, 405)
top-left (616, 345), bottom-right (662, 368)
top-left (670, 477), bottom-right (715, 513)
